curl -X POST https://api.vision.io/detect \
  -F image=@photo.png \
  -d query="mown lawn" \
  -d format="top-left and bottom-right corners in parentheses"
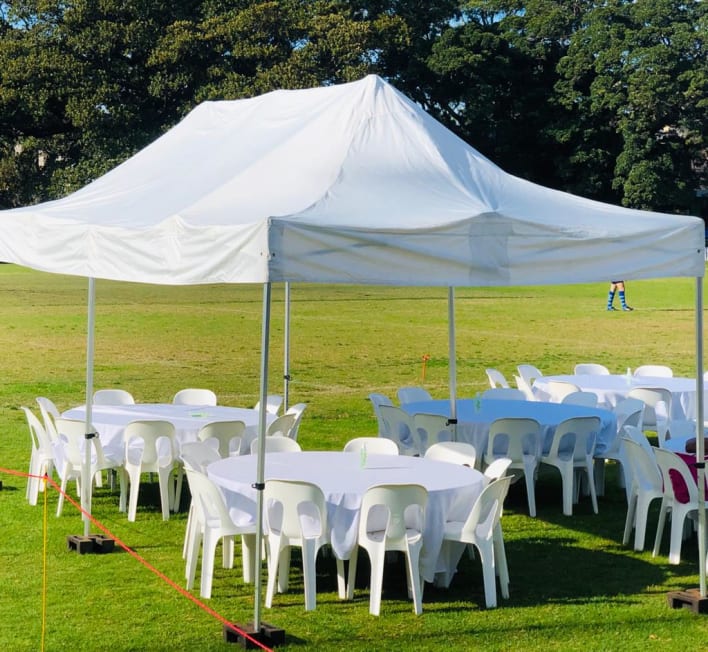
top-left (1, 264), bottom-right (707, 651)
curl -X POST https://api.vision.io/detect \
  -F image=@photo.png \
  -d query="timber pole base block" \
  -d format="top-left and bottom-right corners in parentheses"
top-left (223, 622), bottom-right (286, 648)
top-left (66, 534), bottom-right (116, 555)
top-left (667, 589), bottom-right (708, 614)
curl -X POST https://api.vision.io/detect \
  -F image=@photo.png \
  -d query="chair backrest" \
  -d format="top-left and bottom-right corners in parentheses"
top-left (513, 375), bottom-right (537, 401)
top-left (251, 436), bottom-right (302, 454)
top-left (266, 413), bottom-right (298, 438)
top-left (664, 419), bottom-right (698, 443)
top-left (424, 441), bottom-right (476, 467)
top-left (622, 437), bottom-right (662, 493)
top-left (652, 446), bottom-right (697, 504)
top-left (546, 380), bottom-right (582, 402)
top-left (614, 397), bottom-right (645, 433)
top-left (413, 412), bottom-right (454, 451)
top-left (485, 368), bottom-right (510, 388)
top-left (627, 387), bottom-right (673, 428)
top-left (634, 365), bottom-right (673, 378)
top-left (517, 364), bottom-right (543, 386)
top-left (483, 457), bottom-right (512, 481)
top-left (197, 420), bottom-right (246, 457)
top-left (54, 417), bottom-right (110, 469)
top-left (36, 397), bottom-right (60, 441)
top-left (359, 483), bottom-right (428, 543)
top-left (21, 406), bottom-right (53, 455)
top-left (283, 403), bottom-right (307, 441)
top-left (264, 479), bottom-right (327, 540)
top-left (369, 393), bottom-right (394, 436)
top-left (622, 424), bottom-right (654, 453)
top-left (254, 394), bottom-right (283, 416)
top-left (546, 416), bottom-right (601, 462)
top-left (343, 437), bottom-right (399, 455)
top-left (172, 388), bottom-right (217, 406)
top-left (485, 417), bottom-right (542, 463)
top-left (377, 404), bottom-right (422, 455)
top-left (93, 389), bottom-right (135, 405)
top-left (561, 391), bottom-right (598, 407)
top-left (180, 441), bottom-right (222, 472)
top-left (481, 387), bottom-right (527, 401)
top-left (574, 363), bottom-right (611, 375)
top-left (123, 420), bottom-right (177, 466)
top-left (185, 467), bottom-right (235, 529)
top-left (460, 476), bottom-right (512, 541)
top-left (396, 386), bottom-right (432, 404)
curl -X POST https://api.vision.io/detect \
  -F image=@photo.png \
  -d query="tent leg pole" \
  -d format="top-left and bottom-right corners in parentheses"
top-left (283, 282), bottom-right (291, 413)
top-left (448, 287), bottom-right (458, 442)
top-left (83, 278), bottom-right (96, 537)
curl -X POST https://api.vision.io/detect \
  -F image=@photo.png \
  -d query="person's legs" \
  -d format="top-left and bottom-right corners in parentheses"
top-left (616, 281), bottom-right (633, 311)
top-left (607, 282), bottom-right (618, 310)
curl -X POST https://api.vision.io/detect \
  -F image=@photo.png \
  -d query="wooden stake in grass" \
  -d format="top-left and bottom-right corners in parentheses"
top-left (421, 354), bottom-right (431, 381)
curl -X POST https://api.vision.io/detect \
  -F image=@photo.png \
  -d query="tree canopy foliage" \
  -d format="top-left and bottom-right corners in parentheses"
top-left (0, 0), bottom-right (705, 216)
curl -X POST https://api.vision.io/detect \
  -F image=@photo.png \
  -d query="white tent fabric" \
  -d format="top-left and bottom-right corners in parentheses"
top-left (0, 74), bottom-right (703, 284)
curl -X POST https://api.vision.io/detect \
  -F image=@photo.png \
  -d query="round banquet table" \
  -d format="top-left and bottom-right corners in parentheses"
top-left (207, 450), bottom-right (486, 585)
top-left (401, 398), bottom-right (617, 459)
top-left (64, 403), bottom-right (271, 459)
top-left (533, 374), bottom-right (697, 420)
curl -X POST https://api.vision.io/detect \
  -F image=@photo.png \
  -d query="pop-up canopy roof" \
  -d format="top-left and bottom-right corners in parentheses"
top-left (0, 74), bottom-right (703, 286)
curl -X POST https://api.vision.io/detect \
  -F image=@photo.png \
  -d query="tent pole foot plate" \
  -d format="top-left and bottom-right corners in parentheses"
top-left (66, 534), bottom-right (115, 554)
top-left (667, 589), bottom-right (708, 614)
top-left (223, 622), bottom-right (286, 648)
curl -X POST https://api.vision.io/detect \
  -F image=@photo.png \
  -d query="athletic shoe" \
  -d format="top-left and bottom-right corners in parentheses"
top-left (622, 306), bottom-right (634, 311)
top-left (607, 306), bottom-right (617, 311)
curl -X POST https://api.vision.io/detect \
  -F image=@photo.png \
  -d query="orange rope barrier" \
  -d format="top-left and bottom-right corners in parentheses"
top-left (0, 467), bottom-right (273, 652)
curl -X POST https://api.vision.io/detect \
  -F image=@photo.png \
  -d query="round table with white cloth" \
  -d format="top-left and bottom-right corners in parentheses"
top-left (533, 374), bottom-right (697, 420)
top-left (207, 450), bottom-right (486, 585)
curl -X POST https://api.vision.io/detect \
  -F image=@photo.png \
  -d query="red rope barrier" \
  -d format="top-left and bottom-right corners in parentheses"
top-left (0, 467), bottom-right (273, 651)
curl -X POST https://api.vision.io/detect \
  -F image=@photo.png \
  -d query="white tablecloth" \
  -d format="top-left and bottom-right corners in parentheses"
top-left (207, 451), bottom-right (485, 585)
top-left (533, 374), bottom-right (697, 420)
top-left (401, 398), bottom-right (617, 458)
top-left (63, 403), bottom-right (269, 460)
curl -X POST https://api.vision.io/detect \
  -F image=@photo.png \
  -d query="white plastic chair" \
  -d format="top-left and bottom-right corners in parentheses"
top-left (540, 416), bottom-right (601, 516)
top-left (483, 457), bottom-right (512, 481)
top-left (21, 406), bottom-right (55, 506)
top-left (513, 375), bottom-right (537, 401)
top-left (184, 468), bottom-right (258, 598)
top-left (264, 479), bottom-right (345, 611)
top-left (652, 447), bottom-right (699, 564)
top-left (573, 363), bottom-right (610, 375)
top-left (561, 391), bottom-right (598, 407)
top-left (197, 420), bottom-right (246, 458)
top-left (595, 397), bottom-right (645, 497)
top-left (634, 365), bottom-right (673, 378)
top-left (377, 404), bottom-right (423, 456)
top-left (424, 441), bottom-right (477, 468)
top-left (440, 476), bottom-right (512, 608)
top-left (266, 413), bottom-right (298, 439)
top-left (621, 437), bottom-right (663, 551)
top-left (93, 389), bottom-right (135, 405)
top-left (412, 412), bottom-right (454, 453)
top-left (485, 368), bottom-right (510, 388)
top-left (481, 388), bottom-right (527, 401)
top-left (627, 386), bottom-right (673, 445)
top-left (254, 394), bottom-right (283, 416)
top-left (251, 436), bottom-right (302, 454)
top-left (368, 393), bottom-right (394, 436)
top-left (397, 386), bottom-right (432, 404)
top-left (545, 380), bottom-right (582, 403)
top-left (36, 396), bottom-right (60, 442)
top-left (283, 403), bottom-right (307, 441)
top-left (172, 388), bottom-right (217, 406)
top-left (484, 417), bottom-right (541, 517)
top-left (343, 437), bottom-right (399, 455)
top-left (517, 364), bottom-right (544, 388)
top-left (122, 420), bottom-right (180, 521)
top-left (53, 417), bottom-right (124, 517)
top-left (346, 483), bottom-right (428, 616)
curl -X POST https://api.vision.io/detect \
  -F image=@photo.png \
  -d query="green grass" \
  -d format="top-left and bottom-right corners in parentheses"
top-left (1, 264), bottom-right (708, 651)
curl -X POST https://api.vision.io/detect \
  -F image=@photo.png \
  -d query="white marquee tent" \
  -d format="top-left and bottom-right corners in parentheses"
top-left (0, 74), bottom-right (705, 627)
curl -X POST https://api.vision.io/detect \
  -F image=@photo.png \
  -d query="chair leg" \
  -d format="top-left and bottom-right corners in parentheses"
top-left (200, 529), bottom-right (219, 598)
top-left (523, 468), bottom-right (537, 518)
top-left (477, 540), bottom-right (498, 609)
top-left (241, 534), bottom-right (257, 584)
top-left (301, 538), bottom-right (318, 611)
top-left (623, 493), bottom-right (637, 546)
top-left (652, 501), bottom-right (669, 557)
top-left (346, 546), bottom-right (359, 600)
top-left (368, 544), bottom-right (386, 616)
top-left (493, 525), bottom-right (510, 600)
top-left (404, 544), bottom-right (424, 615)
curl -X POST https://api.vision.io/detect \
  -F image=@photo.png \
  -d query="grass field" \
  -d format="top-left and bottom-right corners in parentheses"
top-left (1, 264), bottom-right (708, 651)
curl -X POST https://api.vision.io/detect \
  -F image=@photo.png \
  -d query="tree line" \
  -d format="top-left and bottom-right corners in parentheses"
top-left (0, 1), bottom-right (706, 217)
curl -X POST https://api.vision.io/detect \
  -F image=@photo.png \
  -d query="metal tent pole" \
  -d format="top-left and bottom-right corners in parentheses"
top-left (82, 277), bottom-right (96, 537)
top-left (283, 282), bottom-right (291, 412)
top-left (448, 287), bottom-right (458, 441)
top-left (696, 277), bottom-right (706, 597)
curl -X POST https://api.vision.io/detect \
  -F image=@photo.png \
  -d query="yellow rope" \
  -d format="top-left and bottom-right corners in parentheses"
top-left (41, 475), bottom-right (48, 652)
